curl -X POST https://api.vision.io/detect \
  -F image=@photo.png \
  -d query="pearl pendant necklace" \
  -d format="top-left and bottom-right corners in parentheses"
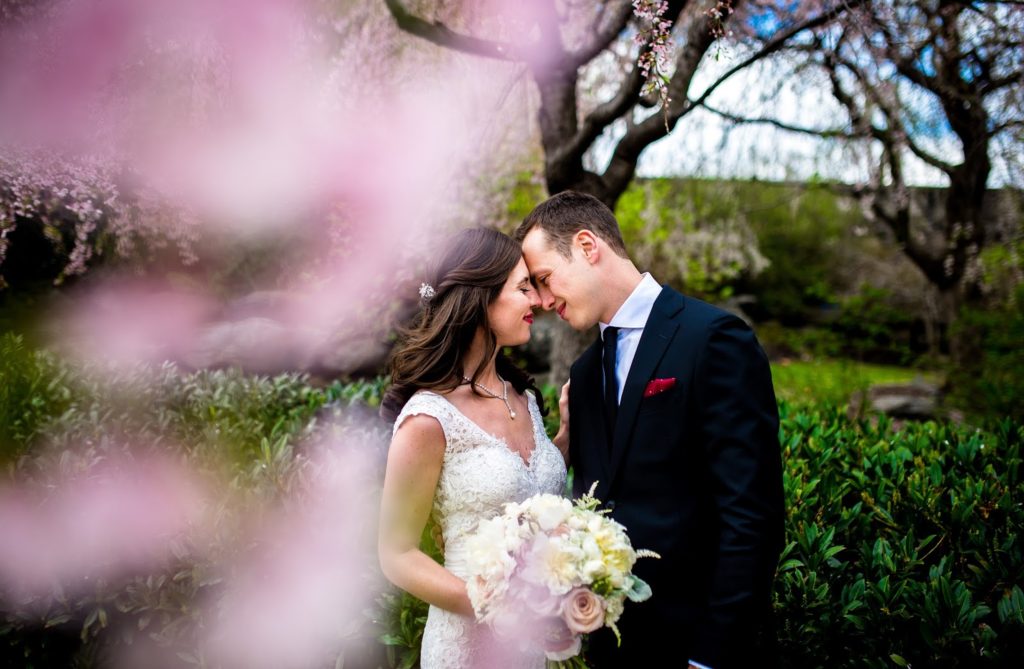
top-left (463, 375), bottom-right (516, 420)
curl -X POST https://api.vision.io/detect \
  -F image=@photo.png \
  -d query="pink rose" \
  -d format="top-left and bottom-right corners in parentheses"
top-left (540, 618), bottom-right (581, 661)
top-left (561, 587), bottom-right (605, 634)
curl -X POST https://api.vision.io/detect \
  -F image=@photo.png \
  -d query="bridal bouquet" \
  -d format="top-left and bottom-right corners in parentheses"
top-left (464, 484), bottom-right (658, 667)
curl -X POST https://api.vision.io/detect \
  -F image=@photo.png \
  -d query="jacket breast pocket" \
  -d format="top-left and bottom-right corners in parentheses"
top-left (638, 387), bottom-right (678, 415)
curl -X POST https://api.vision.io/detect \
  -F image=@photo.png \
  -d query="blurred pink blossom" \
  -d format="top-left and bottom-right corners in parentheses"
top-left (0, 454), bottom-right (209, 604)
top-left (56, 277), bottom-right (217, 367)
top-left (11, 0), bottom-right (526, 372)
top-left (199, 423), bottom-right (380, 669)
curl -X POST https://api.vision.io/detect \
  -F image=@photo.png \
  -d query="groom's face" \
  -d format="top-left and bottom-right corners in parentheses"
top-left (521, 228), bottom-right (602, 331)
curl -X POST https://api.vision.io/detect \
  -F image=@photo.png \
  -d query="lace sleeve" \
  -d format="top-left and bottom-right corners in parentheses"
top-left (392, 391), bottom-right (454, 442)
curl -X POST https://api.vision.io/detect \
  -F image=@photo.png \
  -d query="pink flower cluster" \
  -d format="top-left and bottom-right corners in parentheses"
top-left (632, 0), bottom-right (674, 108)
top-left (0, 150), bottom-right (200, 288)
top-left (705, 0), bottom-right (736, 40)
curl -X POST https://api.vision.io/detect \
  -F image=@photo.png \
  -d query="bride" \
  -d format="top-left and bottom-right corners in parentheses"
top-left (378, 228), bottom-right (569, 669)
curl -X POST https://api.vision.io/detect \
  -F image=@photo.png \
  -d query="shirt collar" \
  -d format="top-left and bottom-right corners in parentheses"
top-left (599, 273), bottom-right (662, 335)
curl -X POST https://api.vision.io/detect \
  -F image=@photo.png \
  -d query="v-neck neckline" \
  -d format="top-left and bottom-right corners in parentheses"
top-left (425, 390), bottom-right (540, 469)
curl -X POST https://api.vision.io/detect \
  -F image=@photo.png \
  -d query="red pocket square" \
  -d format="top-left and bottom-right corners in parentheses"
top-left (643, 377), bottom-right (677, 398)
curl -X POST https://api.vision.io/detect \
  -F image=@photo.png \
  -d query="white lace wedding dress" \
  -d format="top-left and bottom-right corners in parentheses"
top-left (393, 390), bottom-right (568, 669)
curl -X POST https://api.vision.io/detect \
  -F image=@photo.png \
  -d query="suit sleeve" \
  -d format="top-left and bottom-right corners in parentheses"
top-left (690, 314), bottom-right (785, 667)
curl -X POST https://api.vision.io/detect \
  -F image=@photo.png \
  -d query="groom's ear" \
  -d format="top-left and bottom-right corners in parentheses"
top-left (575, 230), bottom-right (600, 265)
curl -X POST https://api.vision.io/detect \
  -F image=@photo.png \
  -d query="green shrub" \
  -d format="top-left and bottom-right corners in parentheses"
top-left (0, 333), bottom-right (74, 461)
top-left (2, 343), bottom-right (1021, 668)
top-left (774, 403), bottom-right (1023, 667)
top-left (615, 179), bottom-right (771, 301)
top-left (0, 345), bottom-right (393, 667)
top-left (831, 285), bottom-right (917, 365)
top-left (947, 283), bottom-right (1024, 424)
top-left (755, 322), bottom-right (843, 360)
top-left (737, 179), bottom-right (853, 322)
top-left (960, 240), bottom-right (1024, 423)
top-left (376, 399), bottom-right (1024, 668)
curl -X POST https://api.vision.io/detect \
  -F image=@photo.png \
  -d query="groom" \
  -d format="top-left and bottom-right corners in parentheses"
top-left (517, 191), bottom-right (784, 669)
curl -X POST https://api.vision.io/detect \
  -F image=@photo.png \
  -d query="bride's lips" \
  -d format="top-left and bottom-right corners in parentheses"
top-left (524, 314), bottom-right (534, 324)
top-left (556, 304), bottom-right (566, 320)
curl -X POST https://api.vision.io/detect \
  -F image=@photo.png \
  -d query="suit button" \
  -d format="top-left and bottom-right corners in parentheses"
top-left (605, 500), bottom-right (616, 511)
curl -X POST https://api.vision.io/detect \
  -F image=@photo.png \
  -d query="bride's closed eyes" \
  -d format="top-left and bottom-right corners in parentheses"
top-left (515, 275), bottom-right (535, 296)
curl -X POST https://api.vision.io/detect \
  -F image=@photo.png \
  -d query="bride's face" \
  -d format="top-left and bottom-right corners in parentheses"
top-left (488, 257), bottom-right (541, 347)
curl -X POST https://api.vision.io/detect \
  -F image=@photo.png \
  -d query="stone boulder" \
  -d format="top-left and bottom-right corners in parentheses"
top-left (850, 379), bottom-right (942, 421)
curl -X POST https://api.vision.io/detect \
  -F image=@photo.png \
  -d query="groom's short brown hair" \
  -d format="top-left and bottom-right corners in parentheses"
top-left (515, 190), bottom-right (629, 260)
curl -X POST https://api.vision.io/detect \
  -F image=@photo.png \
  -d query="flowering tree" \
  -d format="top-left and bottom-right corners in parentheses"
top-left (382, 0), bottom-right (863, 209)
top-left (1, 0), bottom-right (544, 379)
top-left (0, 152), bottom-right (200, 291)
top-left (698, 1), bottom-right (1024, 340)
top-left (382, 0), bottom-right (864, 376)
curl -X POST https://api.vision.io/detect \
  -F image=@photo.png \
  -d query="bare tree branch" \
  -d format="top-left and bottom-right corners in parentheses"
top-left (981, 71), bottom-right (1024, 94)
top-left (383, 0), bottom-right (523, 61)
top-left (686, 0), bottom-right (868, 115)
top-left (990, 118), bottom-right (1024, 136)
top-left (601, 1), bottom-right (867, 196)
top-left (602, 6), bottom-right (721, 196)
top-left (902, 134), bottom-right (959, 174)
top-left (551, 46), bottom-right (651, 172)
top-left (567, 1), bottom-right (637, 69)
top-left (829, 51), bottom-right (960, 175)
top-left (697, 101), bottom-right (858, 139)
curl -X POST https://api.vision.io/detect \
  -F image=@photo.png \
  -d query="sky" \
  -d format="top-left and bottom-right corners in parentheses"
top-left (592, 48), bottom-right (976, 188)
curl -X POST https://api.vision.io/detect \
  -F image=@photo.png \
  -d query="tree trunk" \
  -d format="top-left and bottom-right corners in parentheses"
top-left (544, 323), bottom-right (598, 386)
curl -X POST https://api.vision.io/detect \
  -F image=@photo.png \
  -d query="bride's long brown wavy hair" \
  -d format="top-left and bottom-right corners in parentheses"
top-left (380, 228), bottom-right (547, 423)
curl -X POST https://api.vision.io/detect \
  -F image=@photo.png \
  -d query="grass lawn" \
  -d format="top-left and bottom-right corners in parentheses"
top-left (769, 357), bottom-right (943, 407)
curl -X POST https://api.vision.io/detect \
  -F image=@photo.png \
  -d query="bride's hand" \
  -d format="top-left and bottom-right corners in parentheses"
top-left (553, 380), bottom-right (570, 462)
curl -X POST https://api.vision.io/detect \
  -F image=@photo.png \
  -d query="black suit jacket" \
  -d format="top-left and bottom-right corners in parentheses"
top-left (569, 286), bottom-right (784, 669)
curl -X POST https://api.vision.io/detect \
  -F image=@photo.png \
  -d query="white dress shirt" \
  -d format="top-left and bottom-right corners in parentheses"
top-left (598, 272), bottom-right (662, 404)
top-left (598, 274), bottom-right (713, 669)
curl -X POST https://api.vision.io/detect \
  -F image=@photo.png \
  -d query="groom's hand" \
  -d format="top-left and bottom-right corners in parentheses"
top-left (553, 380), bottom-right (570, 462)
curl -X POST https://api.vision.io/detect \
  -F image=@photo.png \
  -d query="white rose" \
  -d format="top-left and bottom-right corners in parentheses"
top-left (527, 494), bottom-right (573, 532)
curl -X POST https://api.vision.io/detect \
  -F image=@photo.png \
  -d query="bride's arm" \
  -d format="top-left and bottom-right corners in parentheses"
top-left (378, 414), bottom-right (474, 618)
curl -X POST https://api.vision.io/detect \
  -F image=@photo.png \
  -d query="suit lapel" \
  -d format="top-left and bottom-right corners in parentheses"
top-left (602, 288), bottom-right (686, 497)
